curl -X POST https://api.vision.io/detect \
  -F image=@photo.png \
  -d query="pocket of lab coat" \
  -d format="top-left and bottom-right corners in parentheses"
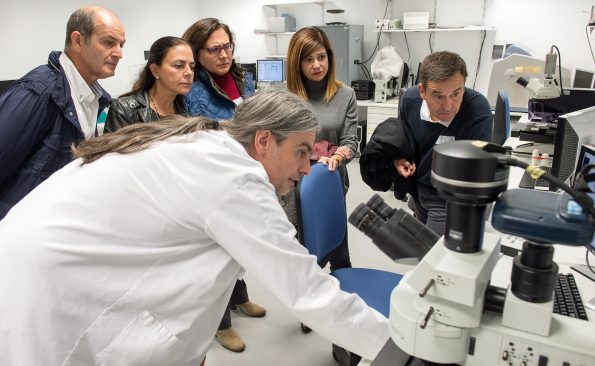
top-left (96, 310), bottom-right (187, 366)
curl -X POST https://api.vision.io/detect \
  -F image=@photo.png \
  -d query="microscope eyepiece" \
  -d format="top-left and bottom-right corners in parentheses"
top-left (349, 197), bottom-right (438, 262)
top-left (366, 194), bottom-right (397, 220)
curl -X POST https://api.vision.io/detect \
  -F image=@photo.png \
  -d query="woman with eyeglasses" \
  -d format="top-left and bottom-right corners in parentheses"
top-left (105, 36), bottom-right (194, 132)
top-left (181, 18), bottom-right (263, 354)
top-left (183, 18), bottom-right (255, 120)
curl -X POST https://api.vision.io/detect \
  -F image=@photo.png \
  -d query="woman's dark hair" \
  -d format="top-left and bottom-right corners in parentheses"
top-left (182, 18), bottom-right (240, 78)
top-left (121, 36), bottom-right (190, 97)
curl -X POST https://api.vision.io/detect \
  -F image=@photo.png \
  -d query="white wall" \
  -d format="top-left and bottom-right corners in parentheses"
top-left (1, 0), bottom-right (594, 97)
top-left (196, 0), bottom-right (595, 95)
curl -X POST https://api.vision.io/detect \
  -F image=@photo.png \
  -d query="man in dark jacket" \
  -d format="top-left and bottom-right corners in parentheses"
top-left (361, 51), bottom-right (492, 235)
top-left (0, 6), bottom-right (125, 219)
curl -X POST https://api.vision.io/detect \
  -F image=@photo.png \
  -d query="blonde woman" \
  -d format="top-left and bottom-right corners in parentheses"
top-left (286, 26), bottom-right (358, 271)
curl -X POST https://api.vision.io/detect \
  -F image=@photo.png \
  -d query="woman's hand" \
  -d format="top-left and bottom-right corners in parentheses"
top-left (318, 155), bottom-right (341, 171)
top-left (335, 146), bottom-right (351, 160)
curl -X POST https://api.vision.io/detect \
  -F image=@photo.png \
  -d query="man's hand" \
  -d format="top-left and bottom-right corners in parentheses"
top-left (394, 158), bottom-right (416, 177)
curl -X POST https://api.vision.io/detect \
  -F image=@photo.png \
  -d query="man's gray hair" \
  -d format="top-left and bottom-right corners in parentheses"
top-left (65, 7), bottom-right (95, 48)
top-left (223, 89), bottom-right (319, 147)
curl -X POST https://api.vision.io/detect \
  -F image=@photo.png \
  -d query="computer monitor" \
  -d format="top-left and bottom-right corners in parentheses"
top-left (256, 59), bottom-right (284, 84)
top-left (576, 144), bottom-right (595, 171)
top-left (573, 145), bottom-right (595, 250)
top-left (550, 106), bottom-right (595, 191)
top-left (572, 68), bottom-right (595, 89)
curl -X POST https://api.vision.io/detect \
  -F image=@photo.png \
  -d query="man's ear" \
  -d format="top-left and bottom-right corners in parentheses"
top-left (252, 130), bottom-right (274, 157)
top-left (70, 31), bottom-right (84, 53)
top-left (418, 83), bottom-right (426, 99)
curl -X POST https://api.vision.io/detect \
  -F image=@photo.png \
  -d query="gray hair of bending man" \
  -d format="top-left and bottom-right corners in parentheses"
top-left (223, 89), bottom-right (318, 147)
top-left (418, 51), bottom-right (468, 89)
top-left (72, 89), bottom-right (319, 165)
top-left (65, 7), bottom-right (95, 48)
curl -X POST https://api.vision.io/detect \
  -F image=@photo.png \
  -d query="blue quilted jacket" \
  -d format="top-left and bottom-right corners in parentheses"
top-left (185, 67), bottom-right (254, 120)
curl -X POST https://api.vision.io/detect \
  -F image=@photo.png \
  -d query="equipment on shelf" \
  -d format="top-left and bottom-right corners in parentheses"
top-left (371, 45), bottom-right (403, 103)
top-left (351, 79), bottom-right (375, 100)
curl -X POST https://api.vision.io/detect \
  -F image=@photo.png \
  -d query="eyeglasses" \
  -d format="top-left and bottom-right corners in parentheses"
top-left (203, 43), bottom-right (235, 56)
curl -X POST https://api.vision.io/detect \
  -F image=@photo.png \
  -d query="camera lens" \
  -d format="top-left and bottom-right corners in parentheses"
top-left (510, 242), bottom-right (558, 303)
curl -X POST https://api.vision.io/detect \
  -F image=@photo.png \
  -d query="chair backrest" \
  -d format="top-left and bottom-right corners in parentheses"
top-left (297, 163), bottom-right (346, 260)
top-left (492, 89), bottom-right (511, 145)
top-left (400, 62), bottom-right (409, 88)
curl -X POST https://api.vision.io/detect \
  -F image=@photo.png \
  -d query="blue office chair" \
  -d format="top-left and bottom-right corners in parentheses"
top-left (492, 89), bottom-right (511, 145)
top-left (297, 163), bottom-right (403, 317)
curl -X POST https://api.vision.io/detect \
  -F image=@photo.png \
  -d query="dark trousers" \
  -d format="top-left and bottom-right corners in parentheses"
top-left (318, 229), bottom-right (351, 271)
top-left (409, 184), bottom-right (446, 235)
top-left (218, 279), bottom-right (249, 330)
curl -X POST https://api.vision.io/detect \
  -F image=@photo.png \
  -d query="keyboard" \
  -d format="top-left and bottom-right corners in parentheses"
top-left (518, 165), bottom-right (551, 190)
top-left (553, 273), bottom-right (589, 321)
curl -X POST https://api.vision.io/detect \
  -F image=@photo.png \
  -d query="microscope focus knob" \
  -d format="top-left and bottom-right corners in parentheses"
top-left (501, 350), bottom-right (509, 361)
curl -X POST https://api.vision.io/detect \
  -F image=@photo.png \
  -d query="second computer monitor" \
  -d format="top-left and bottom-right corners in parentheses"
top-left (572, 68), bottom-right (595, 89)
top-left (550, 105), bottom-right (595, 191)
top-left (257, 59), bottom-right (284, 85)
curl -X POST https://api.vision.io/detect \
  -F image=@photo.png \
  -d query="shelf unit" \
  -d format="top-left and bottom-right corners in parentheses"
top-left (373, 26), bottom-right (495, 33)
top-left (255, 1), bottom-right (325, 58)
top-left (262, 1), bottom-right (323, 10)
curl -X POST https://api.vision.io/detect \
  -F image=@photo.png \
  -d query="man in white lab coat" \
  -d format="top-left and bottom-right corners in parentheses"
top-left (0, 90), bottom-right (389, 365)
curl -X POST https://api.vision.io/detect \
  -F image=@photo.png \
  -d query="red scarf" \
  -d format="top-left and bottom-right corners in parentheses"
top-left (211, 72), bottom-right (240, 100)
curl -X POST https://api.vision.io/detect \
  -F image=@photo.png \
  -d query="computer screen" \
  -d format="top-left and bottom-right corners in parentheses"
top-left (576, 144), bottom-right (595, 174)
top-left (572, 68), bottom-right (595, 89)
top-left (575, 144), bottom-right (595, 248)
top-left (550, 106), bottom-right (595, 191)
top-left (257, 59), bottom-right (284, 83)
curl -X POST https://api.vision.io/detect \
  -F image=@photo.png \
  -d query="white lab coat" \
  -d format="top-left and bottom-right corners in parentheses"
top-left (0, 130), bottom-right (389, 365)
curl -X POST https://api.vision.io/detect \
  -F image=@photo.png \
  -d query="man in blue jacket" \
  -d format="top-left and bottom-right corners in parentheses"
top-left (0, 6), bottom-right (125, 219)
top-left (361, 51), bottom-right (493, 235)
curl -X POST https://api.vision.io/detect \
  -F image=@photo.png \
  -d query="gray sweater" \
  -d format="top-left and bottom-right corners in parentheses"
top-left (305, 78), bottom-right (358, 191)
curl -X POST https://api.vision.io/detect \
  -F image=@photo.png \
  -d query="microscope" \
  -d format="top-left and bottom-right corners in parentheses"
top-left (350, 140), bottom-right (595, 365)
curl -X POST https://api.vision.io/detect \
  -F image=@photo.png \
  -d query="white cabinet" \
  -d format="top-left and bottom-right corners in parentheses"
top-left (361, 102), bottom-right (399, 144)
